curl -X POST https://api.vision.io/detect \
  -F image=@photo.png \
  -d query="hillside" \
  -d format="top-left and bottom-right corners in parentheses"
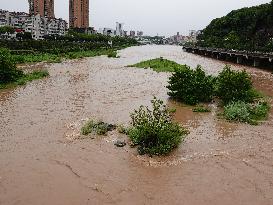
top-left (197, 1), bottom-right (273, 52)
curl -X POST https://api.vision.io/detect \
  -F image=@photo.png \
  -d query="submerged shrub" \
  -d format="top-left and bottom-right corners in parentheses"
top-left (224, 101), bottom-right (251, 122)
top-left (167, 65), bottom-right (215, 105)
top-left (217, 66), bottom-right (254, 104)
top-left (81, 120), bottom-right (116, 135)
top-left (128, 97), bottom-right (188, 155)
top-left (224, 100), bottom-right (270, 124)
top-left (0, 48), bottom-right (23, 84)
top-left (107, 50), bottom-right (119, 58)
top-left (192, 106), bottom-right (211, 113)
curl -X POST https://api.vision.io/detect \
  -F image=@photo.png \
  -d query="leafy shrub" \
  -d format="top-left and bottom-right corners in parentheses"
top-left (0, 48), bottom-right (23, 84)
top-left (249, 100), bottom-right (270, 121)
top-left (224, 100), bottom-right (270, 124)
top-left (224, 101), bottom-right (251, 123)
top-left (167, 65), bottom-right (215, 105)
top-left (81, 120), bottom-right (116, 135)
top-left (217, 66), bottom-right (254, 104)
top-left (128, 97), bottom-right (188, 155)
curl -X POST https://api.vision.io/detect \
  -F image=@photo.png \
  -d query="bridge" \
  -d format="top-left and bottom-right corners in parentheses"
top-left (183, 46), bottom-right (273, 68)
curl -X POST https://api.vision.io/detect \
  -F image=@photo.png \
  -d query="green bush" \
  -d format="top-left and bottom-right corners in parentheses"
top-left (217, 66), bottom-right (254, 104)
top-left (107, 50), bottom-right (119, 58)
top-left (224, 100), bottom-right (270, 124)
top-left (224, 101), bottom-right (251, 123)
top-left (167, 65), bottom-right (215, 105)
top-left (81, 120), bottom-right (116, 135)
top-left (128, 97), bottom-right (188, 155)
top-left (0, 48), bottom-right (23, 84)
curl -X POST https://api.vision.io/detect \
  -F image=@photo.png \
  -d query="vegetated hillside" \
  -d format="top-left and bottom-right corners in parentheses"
top-left (197, 1), bottom-right (273, 52)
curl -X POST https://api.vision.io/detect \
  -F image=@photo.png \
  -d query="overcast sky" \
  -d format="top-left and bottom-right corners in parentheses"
top-left (1, 0), bottom-right (271, 36)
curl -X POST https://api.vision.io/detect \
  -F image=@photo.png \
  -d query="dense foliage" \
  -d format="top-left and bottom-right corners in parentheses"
top-left (216, 66), bottom-right (255, 104)
top-left (0, 48), bottom-right (23, 84)
top-left (0, 33), bottom-right (137, 54)
top-left (167, 65), bottom-right (215, 105)
top-left (197, 1), bottom-right (273, 51)
top-left (128, 98), bottom-right (188, 155)
top-left (0, 26), bottom-right (15, 34)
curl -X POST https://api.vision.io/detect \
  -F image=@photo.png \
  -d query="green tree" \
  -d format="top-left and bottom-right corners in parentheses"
top-left (0, 48), bottom-right (23, 84)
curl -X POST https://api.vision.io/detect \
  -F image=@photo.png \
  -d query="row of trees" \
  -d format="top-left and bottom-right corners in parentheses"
top-left (197, 1), bottom-right (273, 52)
top-left (0, 32), bottom-right (138, 54)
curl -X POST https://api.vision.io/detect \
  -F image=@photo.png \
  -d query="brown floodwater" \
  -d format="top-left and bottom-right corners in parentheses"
top-left (0, 45), bottom-right (273, 205)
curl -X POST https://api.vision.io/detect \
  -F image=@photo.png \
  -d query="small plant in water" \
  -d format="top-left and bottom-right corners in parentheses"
top-left (193, 106), bottom-right (211, 113)
top-left (81, 120), bottom-right (116, 135)
top-left (223, 100), bottom-right (270, 125)
top-left (107, 50), bottom-right (119, 58)
top-left (128, 97), bottom-right (188, 156)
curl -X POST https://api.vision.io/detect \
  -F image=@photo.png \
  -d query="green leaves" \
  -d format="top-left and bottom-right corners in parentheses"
top-left (128, 97), bottom-right (188, 155)
top-left (217, 66), bottom-right (253, 104)
top-left (167, 65), bottom-right (215, 105)
top-left (0, 48), bottom-right (23, 84)
top-left (198, 1), bottom-right (273, 51)
top-left (224, 100), bottom-right (270, 124)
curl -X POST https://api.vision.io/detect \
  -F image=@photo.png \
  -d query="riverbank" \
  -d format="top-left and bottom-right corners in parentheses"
top-left (12, 47), bottom-right (127, 64)
top-left (0, 45), bottom-right (272, 205)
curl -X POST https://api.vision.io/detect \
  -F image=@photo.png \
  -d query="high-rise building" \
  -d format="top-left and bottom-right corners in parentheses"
top-left (28, 0), bottom-right (55, 18)
top-left (69, 0), bottom-right (89, 28)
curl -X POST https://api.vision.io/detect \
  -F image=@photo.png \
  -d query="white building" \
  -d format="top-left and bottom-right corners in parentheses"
top-left (0, 9), bottom-right (9, 27)
top-left (137, 31), bottom-right (143, 37)
top-left (9, 12), bottom-right (29, 29)
top-left (46, 18), bottom-right (67, 36)
top-left (24, 14), bottom-right (46, 40)
top-left (116, 22), bottom-right (124, 36)
top-left (0, 9), bottom-right (67, 40)
top-left (98, 27), bottom-right (115, 36)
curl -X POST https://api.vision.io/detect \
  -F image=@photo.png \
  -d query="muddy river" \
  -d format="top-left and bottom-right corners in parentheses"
top-left (0, 45), bottom-right (273, 205)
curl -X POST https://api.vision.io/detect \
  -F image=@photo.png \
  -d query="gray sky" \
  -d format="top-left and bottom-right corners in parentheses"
top-left (1, 0), bottom-right (271, 36)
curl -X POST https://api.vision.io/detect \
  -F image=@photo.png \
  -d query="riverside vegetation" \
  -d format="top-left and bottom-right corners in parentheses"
top-left (197, 1), bottom-right (273, 52)
top-left (0, 31), bottom-right (137, 64)
top-left (0, 48), bottom-right (49, 89)
top-left (129, 58), bottom-right (270, 124)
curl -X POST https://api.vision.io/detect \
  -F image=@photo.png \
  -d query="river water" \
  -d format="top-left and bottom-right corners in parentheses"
top-left (0, 45), bottom-right (273, 205)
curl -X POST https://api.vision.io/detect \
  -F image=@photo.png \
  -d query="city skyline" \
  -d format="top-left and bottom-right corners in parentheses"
top-left (1, 0), bottom-right (271, 36)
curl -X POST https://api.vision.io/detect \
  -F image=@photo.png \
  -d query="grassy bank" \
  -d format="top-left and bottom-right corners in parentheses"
top-left (12, 48), bottom-right (122, 64)
top-left (0, 48), bottom-right (49, 90)
top-left (0, 70), bottom-right (49, 89)
top-left (128, 57), bottom-right (183, 72)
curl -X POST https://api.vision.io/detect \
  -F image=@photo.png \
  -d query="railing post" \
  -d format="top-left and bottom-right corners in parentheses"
top-left (236, 56), bottom-right (243, 64)
top-left (253, 58), bottom-right (260, 67)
